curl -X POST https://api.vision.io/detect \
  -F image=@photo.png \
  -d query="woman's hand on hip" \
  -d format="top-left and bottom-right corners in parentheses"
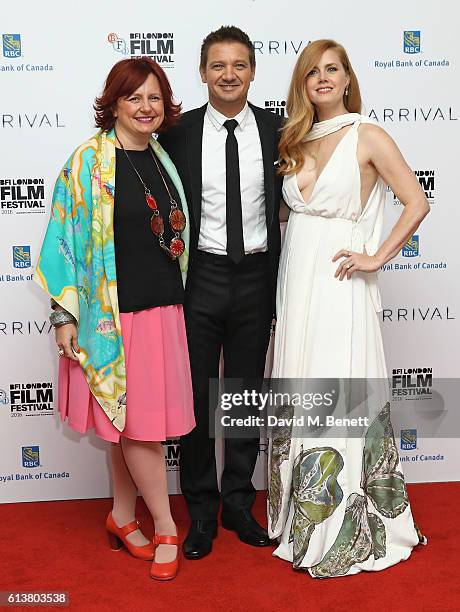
top-left (332, 249), bottom-right (382, 281)
top-left (55, 323), bottom-right (80, 361)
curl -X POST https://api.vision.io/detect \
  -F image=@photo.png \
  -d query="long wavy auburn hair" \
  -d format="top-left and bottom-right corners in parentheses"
top-left (278, 40), bottom-right (362, 175)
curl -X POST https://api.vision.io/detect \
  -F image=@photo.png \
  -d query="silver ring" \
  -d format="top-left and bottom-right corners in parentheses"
top-left (347, 251), bottom-right (351, 257)
top-left (58, 348), bottom-right (64, 356)
top-left (347, 263), bottom-right (352, 269)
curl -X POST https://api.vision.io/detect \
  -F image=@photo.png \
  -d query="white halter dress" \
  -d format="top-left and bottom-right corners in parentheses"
top-left (268, 113), bottom-right (424, 578)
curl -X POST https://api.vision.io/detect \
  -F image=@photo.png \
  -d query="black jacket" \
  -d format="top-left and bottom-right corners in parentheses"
top-left (159, 102), bottom-right (283, 315)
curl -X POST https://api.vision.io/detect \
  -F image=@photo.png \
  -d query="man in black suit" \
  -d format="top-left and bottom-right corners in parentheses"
top-left (160, 25), bottom-right (282, 559)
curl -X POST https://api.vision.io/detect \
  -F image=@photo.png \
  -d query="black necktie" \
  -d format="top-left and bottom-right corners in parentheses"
top-left (224, 119), bottom-right (244, 264)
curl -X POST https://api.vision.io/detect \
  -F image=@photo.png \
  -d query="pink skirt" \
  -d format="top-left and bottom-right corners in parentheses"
top-left (58, 305), bottom-right (195, 442)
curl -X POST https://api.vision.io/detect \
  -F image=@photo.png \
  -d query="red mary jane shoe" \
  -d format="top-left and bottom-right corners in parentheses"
top-left (150, 534), bottom-right (179, 581)
top-left (106, 512), bottom-right (155, 561)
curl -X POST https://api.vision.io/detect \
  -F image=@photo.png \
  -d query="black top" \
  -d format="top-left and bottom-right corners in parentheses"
top-left (114, 147), bottom-right (184, 313)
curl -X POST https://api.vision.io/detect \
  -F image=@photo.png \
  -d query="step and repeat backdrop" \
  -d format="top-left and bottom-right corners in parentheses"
top-left (1, 0), bottom-right (458, 502)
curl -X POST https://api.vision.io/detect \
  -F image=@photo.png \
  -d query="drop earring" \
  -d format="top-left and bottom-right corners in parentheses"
top-left (345, 86), bottom-right (349, 96)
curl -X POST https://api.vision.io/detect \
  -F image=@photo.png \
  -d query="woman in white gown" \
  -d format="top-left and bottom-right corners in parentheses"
top-left (268, 40), bottom-right (429, 577)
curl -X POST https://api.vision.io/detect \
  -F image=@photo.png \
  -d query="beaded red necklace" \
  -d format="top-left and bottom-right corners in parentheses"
top-left (115, 133), bottom-right (186, 260)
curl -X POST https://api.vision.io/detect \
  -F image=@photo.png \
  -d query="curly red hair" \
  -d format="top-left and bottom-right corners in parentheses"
top-left (94, 58), bottom-right (181, 132)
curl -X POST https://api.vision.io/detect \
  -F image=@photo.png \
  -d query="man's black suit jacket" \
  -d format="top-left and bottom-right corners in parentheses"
top-left (159, 102), bottom-right (283, 316)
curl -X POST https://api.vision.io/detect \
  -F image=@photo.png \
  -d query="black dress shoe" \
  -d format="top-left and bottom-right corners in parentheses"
top-left (183, 519), bottom-right (218, 560)
top-left (221, 510), bottom-right (271, 547)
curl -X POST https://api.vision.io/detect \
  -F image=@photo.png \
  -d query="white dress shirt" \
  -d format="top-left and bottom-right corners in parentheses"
top-left (199, 102), bottom-right (267, 254)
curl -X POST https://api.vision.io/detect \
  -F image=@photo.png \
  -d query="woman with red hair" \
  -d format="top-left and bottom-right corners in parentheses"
top-left (35, 58), bottom-right (194, 581)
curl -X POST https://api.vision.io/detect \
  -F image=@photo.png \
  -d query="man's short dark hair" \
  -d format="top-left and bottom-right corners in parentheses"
top-left (200, 26), bottom-right (255, 69)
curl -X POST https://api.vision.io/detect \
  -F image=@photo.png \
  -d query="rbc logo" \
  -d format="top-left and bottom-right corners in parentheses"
top-left (0, 389), bottom-right (9, 404)
top-left (12, 245), bottom-right (31, 268)
top-left (403, 31), bottom-right (421, 54)
top-left (22, 446), bottom-right (40, 468)
top-left (401, 429), bottom-right (417, 450)
top-left (107, 32), bottom-right (128, 55)
top-left (402, 235), bottom-right (419, 257)
top-left (2, 34), bottom-right (21, 58)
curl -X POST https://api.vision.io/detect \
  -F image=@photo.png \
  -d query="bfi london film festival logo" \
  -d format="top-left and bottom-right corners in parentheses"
top-left (107, 32), bottom-right (175, 68)
top-left (392, 367), bottom-right (432, 401)
top-left (8, 382), bottom-right (54, 418)
top-left (389, 170), bottom-right (435, 206)
top-left (264, 100), bottom-right (287, 117)
top-left (0, 178), bottom-right (46, 215)
top-left (374, 30), bottom-right (450, 70)
top-left (1, 34), bottom-right (54, 72)
top-left (162, 439), bottom-right (180, 471)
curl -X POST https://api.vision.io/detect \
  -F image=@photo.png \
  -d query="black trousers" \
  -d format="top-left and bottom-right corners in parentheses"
top-left (181, 250), bottom-right (272, 520)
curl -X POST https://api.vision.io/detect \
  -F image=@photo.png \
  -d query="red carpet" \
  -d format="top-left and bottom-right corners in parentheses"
top-left (1, 484), bottom-right (458, 611)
